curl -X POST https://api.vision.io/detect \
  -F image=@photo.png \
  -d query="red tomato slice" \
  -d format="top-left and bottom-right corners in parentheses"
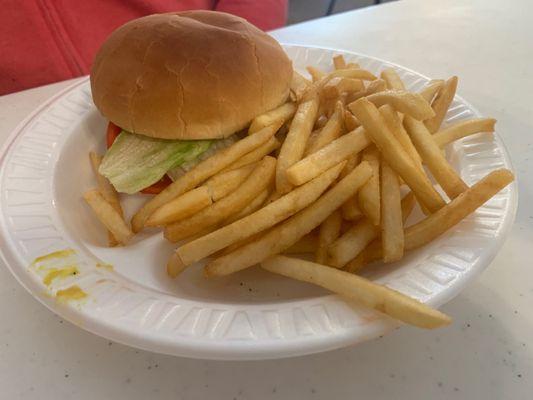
top-left (105, 121), bottom-right (172, 194)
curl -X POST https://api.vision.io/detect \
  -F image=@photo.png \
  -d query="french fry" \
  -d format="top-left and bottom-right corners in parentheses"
top-left (350, 98), bottom-right (445, 212)
top-left (89, 152), bottom-right (123, 246)
top-left (223, 189), bottom-right (270, 225)
top-left (131, 123), bottom-right (282, 232)
top-left (304, 101), bottom-right (344, 155)
top-left (204, 162), bottom-right (372, 277)
top-left (175, 162), bottom-right (345, 267)
top-left (346, 62), bottom-right (360, 69)
top-left (381, 68), bottom-right (405, 90)
top-left (340, 154), bottom-right (363, 221)
top-left (322, 78), bottom-right (364, 99)
top-left (165, 156), bottom-right (276, 242)
top-left (328, 219), bottom-right (378, 268)
top-left (419, 80), bottom-right (444, 103)
top-left (380, 160), bottom-right (403, 262)
top-left (83, 189), bottom-right (133, 245)
top-left (286, 127), bottom-right (371, 186)
top-left (346, 169), bottom-right (514, 271)
top-left (290, 70), bottom-right (311, 101)
top-left (316, 210), bottom-right (343, 264)
top-left (404, 115), bottom-right (468, 199)
top-left (425, 76), bottom-right (458, 133)
top-left (167, 252), bottom-right (186, 278)
top-left (283, 234), bottom-right (318, 254)
top-left (276, 94), bottom-right (319, 194)
top-left (145, 186), bottom-right (213, 227)
top-left (206, 162), bottom-right (257, 201)
top-left (248, 102), bottom-right (297, 135)
top-left (433, 118), bottom-right (496, 148)
top-left (344, 110), bottom-right (360, 131)
top-left (358, 146), bottom-right (381, 226)
top-left (223, 137), bottom-right (280, 172)
top-left (302, 69), bottom-right (377, 102)
top-left (333, 54), bottom-right (347, 70)
top-left (315, 116), bottom-right (328, 129)
top-left (346, 79), bottom-right (387, 103)
top-left (307, 66), bottom-right (326, 82)
top-left (262, 256), bottom-right (451, 328)
top-left (360, 90), bottom-right (435, 121)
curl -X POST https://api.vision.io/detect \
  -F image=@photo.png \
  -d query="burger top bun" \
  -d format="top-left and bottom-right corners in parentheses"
top-left (90, 11), bottom-right (293, 140)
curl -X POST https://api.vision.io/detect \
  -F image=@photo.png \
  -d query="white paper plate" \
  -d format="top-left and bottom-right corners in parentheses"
top-left (0, 45), bottom-right (517, 360)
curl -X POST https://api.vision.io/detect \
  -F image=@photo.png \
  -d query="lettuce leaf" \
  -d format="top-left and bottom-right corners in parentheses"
top-left (99, 131), bottom-right (211, 194)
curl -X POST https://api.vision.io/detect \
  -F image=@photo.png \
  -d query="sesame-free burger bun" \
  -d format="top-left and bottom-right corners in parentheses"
top-left (90, 11), bottom-right (293, 140)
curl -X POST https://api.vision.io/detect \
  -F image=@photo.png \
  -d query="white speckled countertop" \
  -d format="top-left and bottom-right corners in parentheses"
top-left (1, 0), bottom-right (532, 398)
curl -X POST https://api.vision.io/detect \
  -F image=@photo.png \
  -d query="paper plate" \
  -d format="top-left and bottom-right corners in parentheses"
top-left (0, 45), bottom-right (517, 360)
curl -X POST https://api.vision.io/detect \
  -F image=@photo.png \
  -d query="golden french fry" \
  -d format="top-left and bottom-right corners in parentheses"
top-left (347, 169), bottom-right (514, 271)
top-left (404, 115), bottom-right (468, 199)
top-left (381, 160), bottom-right (403, 262)
top-left (307, 65), bottom-right (326, 82)
top-left (131, 123), bottom-right (282, 232)
top-left (350, 98), bottom-right (445, 212)
top-left (224, 188), bottom-right (270, 225)
top-left (167, 252), bottom-right (186, 278)
top-left (204, 162), bottom-right (372, 277)
top-left (344, 110), bottom-right (360, 131)
top-left (315, 116), bottom-right (328, 129)
top-left (340, 154), bottom-right (363, 221)
top-left (302, 69), bottom-right (377, 102)
top-left (206, 162), bottom-right (257, 201)
top-left (286, 127), bottom-right (371, 186)
top-left (261, 255), bottom-right (451, 329)
top-left (322, 78), bottom-right (364, 99)
top-left (290, 70), bottom-right (311, 101)
top-left (283, 234), bottom-right (318, 254)
top-left (381, 68), bottom-right (405, 90)
top-left (346, 62), bottom-right (360, 69)
top-left (328, 219), bottom-right (378, 268)
top-left (145, 186), bottom-right (213, 227)
top-left (83, 189), bottom-right (133, 245)
top-left (248, 102), bottom-right (296, 135)
top-left (425, 76), bottom-right (458, 133)
top-left (165, 156), bottom-right (276, 242)
top-left (434, 118), bottom-right (496, 148)
top-left (333, 54), bottom-right (347, 70)
top-left (176, 162), bottom-right (345, 266)
top-left (358, 146), bottom-right (381, 226)
top-left (316, 210), bottom-right (343, 264)
top-left (419, 80), bottom-right (444, 103)
top-left (365, 79), bottom-right (387, 95)
top-left (304, 101), bottom-right (344, 156)
top-left (359, 90), bottom-right (435, 121)
top-left (89, 152), bottom-right (123, 246)
top-left (223, 137), bottom-right (280, 172)
top-left (276, 94), bottom-right (319, 194)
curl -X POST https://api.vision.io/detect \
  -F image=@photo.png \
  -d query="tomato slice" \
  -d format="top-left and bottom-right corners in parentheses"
top-left (105, 121), bottom-right (172, 194)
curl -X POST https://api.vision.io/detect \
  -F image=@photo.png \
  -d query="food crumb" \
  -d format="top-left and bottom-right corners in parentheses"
top-left (437, 382), bottom-right (443, 388)
top-left (64, 374), bottom-right (69, 378)
top-left (454, 387), bottom-right (459, 392)
top-left (517, 374), bottom-right (522, 378)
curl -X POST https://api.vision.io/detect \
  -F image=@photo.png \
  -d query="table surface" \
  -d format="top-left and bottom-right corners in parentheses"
top-left (1, 0), bottom-right (532, 398)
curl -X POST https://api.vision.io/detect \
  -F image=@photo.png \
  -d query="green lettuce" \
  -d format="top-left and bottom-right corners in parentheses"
top-left (99, 131), bottom-right (212, 194)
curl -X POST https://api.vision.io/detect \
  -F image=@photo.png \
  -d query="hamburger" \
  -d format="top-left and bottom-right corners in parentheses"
top-left (90, 11), bottom-right (292, 194)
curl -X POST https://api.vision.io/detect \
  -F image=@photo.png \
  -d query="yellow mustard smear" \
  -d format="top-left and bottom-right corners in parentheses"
top-left (42, 266), bottom-right (79, 286)
top-left (56, 285), bottom-right (87, 302)
top-left (32, 249), bottom-right (75, 265)
top-left (96, 262), bottom-right (114, 271)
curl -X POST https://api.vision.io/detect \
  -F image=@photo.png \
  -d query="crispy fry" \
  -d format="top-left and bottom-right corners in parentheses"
top-left (146, 186), bottom-right (213, 227)
top-left (165, 156), bottom-right (276, 242)
top-left (262, 256), bottom-right (451, 329)
top-left (290, 70), bottom-right (311, 101)
top-left (83, 189), bottom-right (133, 245)
top-left (89, 152), bottom-right (123, 246)
top-left (333, 54), bottom-right (347, 70)
top-left (365, 79), bottom-right (388, 95)
top-left (346, 169), bottom-right (514, 271)
top-left (322, 78), bottom-right (364, 99)
top-left (381, 68), bottom-right (405, 90)
top-left (248, 102), bottom-right (297, 135)
top-left (131, 123), bottom-right (281, 232)
top-left (176, 162), bottom-right (345, 267)
top-left (358, 146), bottom-right (381, 226)
top-left (316, 210), bottom-right (343, 264)
top-left (276, 94), bottom-right (320, 194)
top-left (328, 219), bottom-right (378, 268)
top-left (167, 252), bottom-right (186, 278)
top-left (206, 162), bottom-right (257, 201)
top-left (360, 90), bottom-right (435, 121)
top-left (344, 110), bottom-right (360, 131)
top-left (283, 234), bottom-right (318, 254)
top-left (419, 80), bottom-right (444, 103)
top-left (350, 98), bottom-right (445, 212)
top-left (305, 101), bottom-right (344, 155)
top-left (425, 76), bottom-right (458, 133)
top-left (380, 160), bottom-right (403, 262)
top-left (307, 66), bottom-right (326, 82)
top-left (434, 118), bottom-right (496, 148)
top-left (223, 137), bottom-right (280, 172)
top-left (340, 154), bottom-right (363, 221)
top-left (286, 127), bottom-right (371, 186)
top-left (315, 115), bottom-right (328, 129)
top-left (302, 69), bottom-right (377, 102)
top-left (204, 162), bottom-right (372, 276)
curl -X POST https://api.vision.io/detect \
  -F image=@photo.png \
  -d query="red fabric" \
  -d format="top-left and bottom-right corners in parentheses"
top-left (0, 0), bottom-right (287, 95)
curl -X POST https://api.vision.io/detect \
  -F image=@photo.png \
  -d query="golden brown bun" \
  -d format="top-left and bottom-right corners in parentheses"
top-left (90, 11), bottom-right (292, 140)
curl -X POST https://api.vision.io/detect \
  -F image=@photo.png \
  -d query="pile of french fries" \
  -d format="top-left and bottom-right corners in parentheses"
top-left (84, 54), bottom-right (513, 330)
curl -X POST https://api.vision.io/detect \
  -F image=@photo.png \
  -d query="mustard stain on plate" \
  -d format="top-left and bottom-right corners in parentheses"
top-left (56, 285), bottom-right (87, 302)
top-left (42, 266), bottom-right (79, 286)
top-left (32, 249), bottom-right (76, 265)
top-left (96, 262), bottom-right (114, 271)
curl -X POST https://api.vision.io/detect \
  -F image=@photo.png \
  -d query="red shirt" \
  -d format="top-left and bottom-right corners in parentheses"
top-left (0, 0), bottom-right (287, 95)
